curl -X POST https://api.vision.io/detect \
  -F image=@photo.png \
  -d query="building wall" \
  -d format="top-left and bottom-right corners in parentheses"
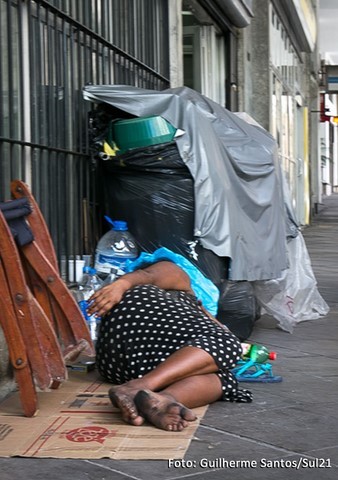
top-left (237, 0), bottom-right (319, 225)
top-left (169, 0), bottom-right (184, 87)
top-left (181, 0), bottom-right (254, 109)
top-left (238, 0), bottom-right (270, 130)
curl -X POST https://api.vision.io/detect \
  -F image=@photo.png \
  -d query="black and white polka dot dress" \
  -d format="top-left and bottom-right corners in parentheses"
top-left (96, 285), bottom-right (252, 403)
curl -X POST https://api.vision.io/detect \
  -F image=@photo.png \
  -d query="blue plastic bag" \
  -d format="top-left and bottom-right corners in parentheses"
top-left (125, 247), bottom-right (219, 316)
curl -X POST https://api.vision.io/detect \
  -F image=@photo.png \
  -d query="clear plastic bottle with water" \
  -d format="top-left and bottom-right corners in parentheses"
top-left (94, 217), bottom-right (138, 278)
top-left (80, 266), bottom-right (103, 293)
top-left (76, 266), bottom-right (103, 342)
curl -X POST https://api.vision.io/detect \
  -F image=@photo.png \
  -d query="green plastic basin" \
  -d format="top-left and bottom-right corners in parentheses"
top-left (110, 116), bottom-right (177, 151)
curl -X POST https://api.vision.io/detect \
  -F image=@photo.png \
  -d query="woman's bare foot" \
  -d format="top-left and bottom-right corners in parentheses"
top-left (134, 389), bottom-right (197, 431)
top-left (109, 383), bottom-right (145, 426)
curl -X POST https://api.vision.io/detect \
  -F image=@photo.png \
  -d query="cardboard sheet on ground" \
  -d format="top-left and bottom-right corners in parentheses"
top-left (0, 371), bottom-right (206, 460)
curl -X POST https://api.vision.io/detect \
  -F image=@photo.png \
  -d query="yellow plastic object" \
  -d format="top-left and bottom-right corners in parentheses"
top-left (103, 141), bottom-right (118, 156)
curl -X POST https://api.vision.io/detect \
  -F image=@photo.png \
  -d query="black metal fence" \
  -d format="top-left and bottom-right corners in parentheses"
top-left (0, 0), bottom-right (170, 278)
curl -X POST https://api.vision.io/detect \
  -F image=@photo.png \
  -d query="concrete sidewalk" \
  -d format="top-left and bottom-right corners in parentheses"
top-left (1, 196), bottom-right (338, 479)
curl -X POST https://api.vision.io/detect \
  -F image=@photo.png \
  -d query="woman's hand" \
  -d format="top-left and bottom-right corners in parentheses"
top-left (87, 278), bottom-right (130, 317)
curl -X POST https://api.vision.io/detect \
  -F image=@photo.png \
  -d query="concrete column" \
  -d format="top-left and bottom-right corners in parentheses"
top-left (309, 75), bottom-right (321, 211)
top-left (168, 0), bottom-right (184, 87)
top-left (238, 0), bottom-right (270, 129)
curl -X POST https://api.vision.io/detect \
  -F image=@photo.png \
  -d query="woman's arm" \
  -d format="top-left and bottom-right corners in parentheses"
top-left (87, 261), bottom-right (193, 317)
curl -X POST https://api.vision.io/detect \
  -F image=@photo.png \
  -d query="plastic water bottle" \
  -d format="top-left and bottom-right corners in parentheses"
top-left (241, 343), bottom-right (277, 363)
top-left (94, 217), bottom-right (138, 277)
top-left (79, 266), bottom-right (103, 292)
top-left (77, 267), bottom-right (103, 342)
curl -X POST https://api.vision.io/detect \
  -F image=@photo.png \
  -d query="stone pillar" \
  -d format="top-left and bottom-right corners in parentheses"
top-left (168, 0), bottom-right (184, 87)
top-left (237, 0), bottom-right (270, 129)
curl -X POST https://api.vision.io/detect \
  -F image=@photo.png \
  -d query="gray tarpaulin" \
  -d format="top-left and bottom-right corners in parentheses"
top-left (83, 85), bottom-right (297, 281)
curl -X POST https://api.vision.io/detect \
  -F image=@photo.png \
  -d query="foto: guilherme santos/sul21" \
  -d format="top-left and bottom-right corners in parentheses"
top-left (168, 457), bottom-right (332, 469)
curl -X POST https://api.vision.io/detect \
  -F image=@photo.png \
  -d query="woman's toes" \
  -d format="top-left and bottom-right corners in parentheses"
top-left (108, 386), bottom-right (145, 426)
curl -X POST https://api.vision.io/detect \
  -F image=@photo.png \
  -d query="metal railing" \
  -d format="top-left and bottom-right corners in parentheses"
top-left (0, 0), bottom-right (170, 279)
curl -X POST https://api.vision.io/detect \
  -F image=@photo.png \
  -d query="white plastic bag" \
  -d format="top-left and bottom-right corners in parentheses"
top-left (252, 233), bottom-right (329, 332)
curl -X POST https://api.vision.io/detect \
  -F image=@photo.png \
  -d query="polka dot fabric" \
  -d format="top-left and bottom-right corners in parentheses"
top-left (96, 285), bottom-right (252, 403)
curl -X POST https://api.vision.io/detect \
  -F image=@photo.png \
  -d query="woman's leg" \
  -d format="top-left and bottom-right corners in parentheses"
top-left (162, 373), bottom-right (223, 408)
top-left (137, 345), bottom-right (220, 390)
top-left (109, 345), bottom-right (222, 429)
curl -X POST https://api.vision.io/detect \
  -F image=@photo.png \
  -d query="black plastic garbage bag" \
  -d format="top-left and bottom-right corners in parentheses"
top-left (100, 141), bottom-right (229, 284)
top-left (216, 280), bottom-right (261, 341)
